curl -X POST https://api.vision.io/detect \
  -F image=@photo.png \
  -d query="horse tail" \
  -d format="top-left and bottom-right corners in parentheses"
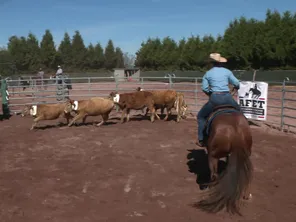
top-left (196, 130), bottom-right (253, 215)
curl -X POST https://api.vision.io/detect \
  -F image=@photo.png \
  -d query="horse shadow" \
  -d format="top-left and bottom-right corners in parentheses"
top-left (186, 149), bottom-right (228, 190)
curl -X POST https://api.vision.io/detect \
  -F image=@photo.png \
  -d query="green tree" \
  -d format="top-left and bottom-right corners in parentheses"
top-left (26, 32), bottom-right (41, 71)
top-left (159, 36), bottom-right (178, 70)
top-left (7, 36), bottom-right (29, 71)
top-left (86, 43), bottom-right (95, 69)
top-left (94, 43), bottom-right (105, 69)
top-left (40, 29), bottom-right (56, 69)
top-left (0, 48), bottom-right (15, 76)
top-left (71, 30), bottom-right (87, 69)
top-left (115, 47), bottom-right (124, 68)
top-left (104, 39), bottom-right (116, 69)
top-left (58, 32), bottom-right (72, 68)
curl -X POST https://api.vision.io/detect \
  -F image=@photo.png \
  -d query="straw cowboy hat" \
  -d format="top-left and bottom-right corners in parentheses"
top-left (209, 53), bottom-right (227, 63)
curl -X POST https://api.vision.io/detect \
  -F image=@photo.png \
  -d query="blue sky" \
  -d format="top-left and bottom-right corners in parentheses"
top-left (0, 0), bottom-right (295, 55)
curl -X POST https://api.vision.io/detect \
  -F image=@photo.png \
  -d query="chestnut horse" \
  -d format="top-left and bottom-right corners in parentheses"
top-left (194, 103), bottom-right (253, 215)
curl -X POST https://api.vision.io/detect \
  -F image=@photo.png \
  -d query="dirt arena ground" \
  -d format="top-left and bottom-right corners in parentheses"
top-left (1, 112), bottom-right (296, 222)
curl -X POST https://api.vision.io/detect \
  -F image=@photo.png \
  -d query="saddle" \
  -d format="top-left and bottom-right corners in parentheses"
top-left (203, 104), bottom-right (240, 139)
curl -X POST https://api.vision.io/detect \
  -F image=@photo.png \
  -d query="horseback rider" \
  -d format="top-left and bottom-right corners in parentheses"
top-left (196, 53), bottom-right (241, 147)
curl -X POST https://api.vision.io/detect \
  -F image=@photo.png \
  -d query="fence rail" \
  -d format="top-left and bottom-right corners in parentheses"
top-left (1, 76), bottom-right (296, 131)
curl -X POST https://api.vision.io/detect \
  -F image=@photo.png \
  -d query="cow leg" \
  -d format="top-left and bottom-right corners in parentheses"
top-left (126, 108), bottom-right (131, 122)
top-left (64, 112), bottom-right (74, 125)
top-left (68, 113), bottom-right (85, 127)
top-left (144, 107), bottom-right (149, 116)
top-left (120, 109), bottom-right (126, 123)
top-left (30, 116), bottom-right (43, 130)
top-left (177, 108), bottom-right (182, 122)
top-left (164, 108), bottom-right (172, 121)
top-left (147, 105), bottom-right (155, 123)
top-left (97, 111), bottom-right (111, 126)
top-left (150, 107), bottom-right (156, 122)
top-left (82, 116), bottom-right (87, 124)
top-left (155, 112), bottom-right (161, 120)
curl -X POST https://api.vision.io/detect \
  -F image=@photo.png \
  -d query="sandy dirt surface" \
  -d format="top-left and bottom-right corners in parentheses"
top-left (1, 113), bottom-right (296, 222)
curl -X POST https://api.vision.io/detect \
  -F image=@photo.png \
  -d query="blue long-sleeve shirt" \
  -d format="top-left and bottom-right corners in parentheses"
top-left (201, 67), bottom-right (240, 94)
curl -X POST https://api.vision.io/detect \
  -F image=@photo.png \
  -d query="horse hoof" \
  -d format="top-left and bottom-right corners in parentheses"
top-left (243, 193), bottom-right (252, 200)
top-left (199, 184), bottom-right (208, 190)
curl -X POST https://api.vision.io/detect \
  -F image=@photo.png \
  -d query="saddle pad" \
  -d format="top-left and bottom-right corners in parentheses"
top-left (204, 109), bottom-right (240, 136)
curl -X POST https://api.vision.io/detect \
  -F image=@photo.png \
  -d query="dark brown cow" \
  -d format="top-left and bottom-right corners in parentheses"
top-left (109, 91), bottom-right (156, 123)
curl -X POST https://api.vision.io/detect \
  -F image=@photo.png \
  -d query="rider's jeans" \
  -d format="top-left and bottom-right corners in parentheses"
top-left (197, 92), bottom-right (241, 141)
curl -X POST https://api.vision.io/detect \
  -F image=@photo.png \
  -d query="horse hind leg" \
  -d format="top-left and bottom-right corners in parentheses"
top-left (243, 185), bottom-right (253, 201)
top-left (208, 155), bottom-right (219, 183)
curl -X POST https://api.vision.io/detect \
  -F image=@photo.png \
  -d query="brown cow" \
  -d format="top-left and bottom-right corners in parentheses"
top-left (21, 100), bottom-right (73, 130)
top-left (136, 87), bottom-right (187, 122)
top-left (67, 97), bottom-right (115, 127)
top-left (135, 87), bottom-right (165, 116)
top-left (109, 91), bottom-right (156, 123)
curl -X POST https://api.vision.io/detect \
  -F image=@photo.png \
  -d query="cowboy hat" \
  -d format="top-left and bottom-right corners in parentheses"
top-left (209, 53), bottom-right (227, 63)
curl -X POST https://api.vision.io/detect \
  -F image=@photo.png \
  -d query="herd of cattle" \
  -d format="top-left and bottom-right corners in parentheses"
top-left (21, 87), bottom-right (188, 130)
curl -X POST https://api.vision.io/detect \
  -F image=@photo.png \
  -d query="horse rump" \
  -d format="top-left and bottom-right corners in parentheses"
top-left (194, 130), bottom-right (253, 215)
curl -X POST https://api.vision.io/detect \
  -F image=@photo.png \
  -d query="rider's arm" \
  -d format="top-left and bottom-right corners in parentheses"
top-left (228, 71), bottom-right (240, 89)
top-left (201, 73), bottom-right (210, 95)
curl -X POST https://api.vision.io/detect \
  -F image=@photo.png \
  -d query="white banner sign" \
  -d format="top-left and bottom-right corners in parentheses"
top-left (237, 81), bottom-right (268, 121)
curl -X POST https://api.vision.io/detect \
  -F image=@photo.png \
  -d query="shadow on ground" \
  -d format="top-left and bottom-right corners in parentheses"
top-left (186, 149), bottom-right (227, 190)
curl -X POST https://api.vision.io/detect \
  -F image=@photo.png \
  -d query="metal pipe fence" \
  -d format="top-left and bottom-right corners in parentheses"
top-left (1, 76), bottom-right (296, 131)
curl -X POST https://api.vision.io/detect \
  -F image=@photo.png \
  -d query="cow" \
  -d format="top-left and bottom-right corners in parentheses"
top-left (21, 100), bottom-right (73, 130)
top-left (67, 97), bottom-right (115, 127)
top-left (135, 87), bottom-right (165, 116)
top-left (135, 87), bottom-right (187, 122)
top-left (109, 91), bottom-right (156, 123)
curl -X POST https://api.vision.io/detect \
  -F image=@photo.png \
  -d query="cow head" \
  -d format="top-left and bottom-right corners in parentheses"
top-left (109, 92), bottom-right (120, 103)
top-left (21, 105), bottom-right (33, 117)
top-left (64, 99), bottom-right (74, 113)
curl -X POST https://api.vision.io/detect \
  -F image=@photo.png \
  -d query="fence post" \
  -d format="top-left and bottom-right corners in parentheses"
top-left (169, 75), bottom-right (172, 89)
top-left (140, 77), bottom-right (144, 88)
top-left (280, 79), bottom-right (286, 131)
top-left (195, 78), bottom-right (198, 113)
top-left (88, 77), bottom-right (91, 95)
top-left (252, 69), bottom-right (257, 81)
top-left (1, 79), bottom-right (11, 119)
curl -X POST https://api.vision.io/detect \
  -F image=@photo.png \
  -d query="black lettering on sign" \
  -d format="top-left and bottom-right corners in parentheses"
top-left (257, 101), bottom-right (265, 109)
top-left (240, 107), bottom-right (265, 116)
top-left (239, 99), bottom-right (265, 108)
